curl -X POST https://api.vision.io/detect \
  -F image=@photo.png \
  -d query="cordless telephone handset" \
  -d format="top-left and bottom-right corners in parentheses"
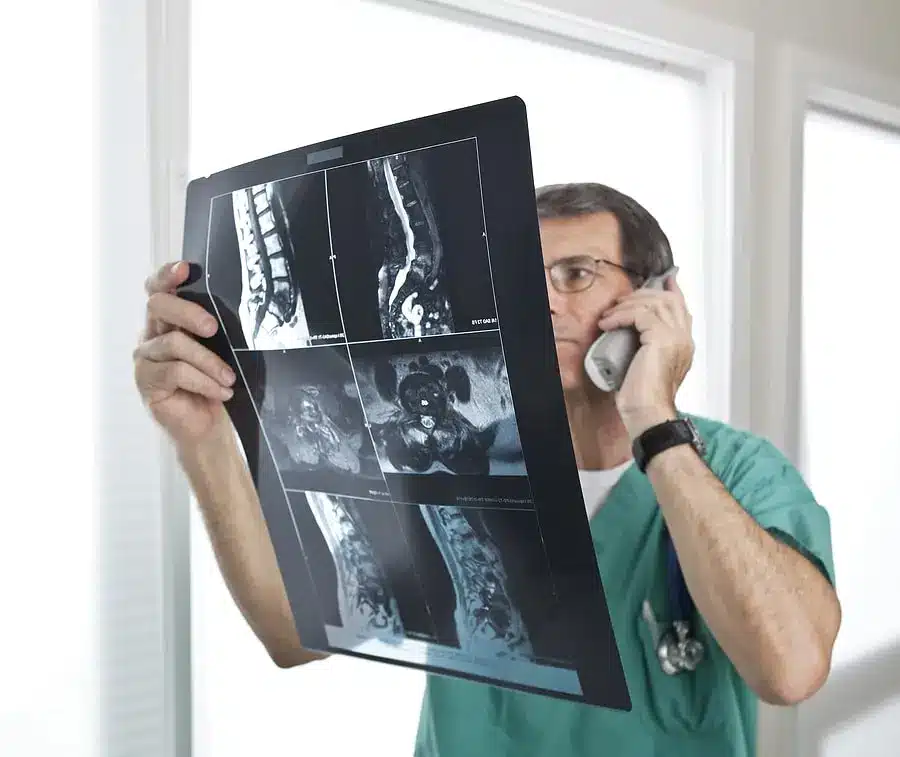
top-left (583, 266), bottom-right (679, 392)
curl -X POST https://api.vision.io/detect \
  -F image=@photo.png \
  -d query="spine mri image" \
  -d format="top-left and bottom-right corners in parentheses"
top-left (420, 504), bottom-right (533, 658)
top-left (326, 139), bottom-right (499, 345)
top-left (294, 491), bottom-right (536, 660)
top-left (368, 153), bottom-right (454, 339)
top-left (305, 492), bottom-right (406, 640)
top-left (233, 182), bottom-right (311, 349)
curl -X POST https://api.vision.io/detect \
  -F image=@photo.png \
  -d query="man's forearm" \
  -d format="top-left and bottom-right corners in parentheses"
top-left (178, 410), bottom-right (325, 667)
top-left (646, 444), bottom-right (840, 704)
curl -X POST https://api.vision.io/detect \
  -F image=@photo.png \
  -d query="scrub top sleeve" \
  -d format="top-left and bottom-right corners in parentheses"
top-left (720, 435), bottom-right (836, 588)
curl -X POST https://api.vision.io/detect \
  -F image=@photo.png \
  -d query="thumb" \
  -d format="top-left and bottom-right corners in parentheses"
top-left (174, 261), bottom-right (203, 290)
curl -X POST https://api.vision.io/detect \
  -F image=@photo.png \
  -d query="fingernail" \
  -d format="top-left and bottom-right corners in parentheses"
top-left (203, 318), bottom-right (217, 335)
top-left (222, 387), bottom-right (234, 400)
top-left (222, 367), bottom-right (235, 384)
top-left (171, 262), bottom-right (183, 276)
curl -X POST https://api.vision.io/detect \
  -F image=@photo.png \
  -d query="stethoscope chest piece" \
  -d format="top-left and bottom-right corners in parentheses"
top-left (655, 620), bottom-right (706, 675)
top-left (643, 524), bottom-right (708, 675)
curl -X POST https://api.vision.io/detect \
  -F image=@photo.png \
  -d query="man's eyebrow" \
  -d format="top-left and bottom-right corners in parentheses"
top-left (566, 247), bottom-right (612, 259)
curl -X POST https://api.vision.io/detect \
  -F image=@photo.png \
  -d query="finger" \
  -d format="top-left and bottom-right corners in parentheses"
top-left (147, 291), bottom-right (219, 338)
top-left (145, 261), bottom-right (190, 296)
top-left (619, 288), bottom-right (681, 307)
top-left (137, 358), bottom-right (234, 403)
top-left (621, 289), bottom-right (685, 327)
top-left (639, 324), bottom-right (666, 344)
top-left (141, 312), bottom-right (169, 343)
top-left (598, 304), bottom-right (648, 332)
top-left (134, 330), bottom-right (236, 387)
top-left (600, 300), bottom-right (666, 331)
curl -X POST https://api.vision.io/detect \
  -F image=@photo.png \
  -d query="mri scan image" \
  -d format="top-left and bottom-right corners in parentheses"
top-left (368, 153), bottom-right (455, 339)
top-left (326, 140), bottom-right (498, 344)
top-left (291, 492), bottom-right (544, 661)
top-left (419, 504), bottom-right (533, 659)
top-left (237, 346), bottom-right (388, 498)
top-left (262, 383), bottom-right (369, 475)
top-left (232, 182), bottom-right (311, 349)
top-left (352, 338), bottom-right (527, 477)
top-left (305, 491), bottom-right (406, 641)
top-left (205, 173), bottom-right (345, 351)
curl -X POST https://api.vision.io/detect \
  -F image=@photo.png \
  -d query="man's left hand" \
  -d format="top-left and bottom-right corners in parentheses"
top-left (596, 273), bottom-right (694, 439)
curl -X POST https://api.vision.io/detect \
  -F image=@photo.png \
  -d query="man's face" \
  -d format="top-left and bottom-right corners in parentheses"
top-left (540, 211), bottom-right (635, 392)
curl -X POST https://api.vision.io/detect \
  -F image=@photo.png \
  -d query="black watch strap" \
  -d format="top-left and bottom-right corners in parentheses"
top-left (632, 418), bottom-right (705, 473)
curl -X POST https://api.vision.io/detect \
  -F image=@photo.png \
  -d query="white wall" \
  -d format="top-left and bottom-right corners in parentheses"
top-left (521, 1), bottom-right (900, 755)
top-left (2, 3), bottom-right (95, 755)
top-left (666, 0), bottom-right (900, 75)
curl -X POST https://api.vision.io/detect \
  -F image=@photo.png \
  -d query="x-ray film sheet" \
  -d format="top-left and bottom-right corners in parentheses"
top-left (179, 97), bottom-right (630, 710)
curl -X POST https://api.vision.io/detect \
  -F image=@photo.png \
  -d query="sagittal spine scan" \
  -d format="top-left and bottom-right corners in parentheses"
top-left (306, 492), bottom-right (404, 639)
top-left (422, 505), bottom-right (532, 658)
top-left (369, 154), bottom-right (455, 339)
top-left (233, 183), bottom-right (311, 349)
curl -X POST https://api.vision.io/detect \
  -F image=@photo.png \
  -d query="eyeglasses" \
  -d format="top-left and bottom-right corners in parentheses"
top-left (545, 255), bottom-right (644, 294)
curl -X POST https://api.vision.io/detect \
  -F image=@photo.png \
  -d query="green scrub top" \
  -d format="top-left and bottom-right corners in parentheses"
top-left (414, 415), bottom-right (836, 757)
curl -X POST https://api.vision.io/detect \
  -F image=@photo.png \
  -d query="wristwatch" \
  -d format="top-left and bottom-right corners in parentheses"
top-left (632, 417), bottom-right (706, 473)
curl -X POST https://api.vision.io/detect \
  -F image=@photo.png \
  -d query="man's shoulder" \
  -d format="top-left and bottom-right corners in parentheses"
top-left (679, 412), bottom-right (797, 484)
top-left (681, 412), bottom-right (780, 455)
top-left (680, 414), bottom-right (835, 586)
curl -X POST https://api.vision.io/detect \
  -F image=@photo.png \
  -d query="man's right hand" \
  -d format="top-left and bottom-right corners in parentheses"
top-left (134, 261), bottom-right (237, 446)
top-left (134, 261), bottom-right (323, 668)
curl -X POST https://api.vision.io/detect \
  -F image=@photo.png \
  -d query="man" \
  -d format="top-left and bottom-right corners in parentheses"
top-left (134, 182), bottom-right (840, 756)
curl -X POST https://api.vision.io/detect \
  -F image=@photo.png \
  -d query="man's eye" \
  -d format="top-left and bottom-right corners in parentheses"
top-left (563, 267), bottom-right (591, 280)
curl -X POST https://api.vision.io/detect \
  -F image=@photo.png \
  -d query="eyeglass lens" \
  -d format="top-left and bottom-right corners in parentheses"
top-left (548, 256), bottom-right (615, 292)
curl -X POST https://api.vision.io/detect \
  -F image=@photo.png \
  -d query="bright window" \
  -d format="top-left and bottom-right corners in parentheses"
top-left (190, 1), bottom-right (713, 755)
top-left (801, 108), bottom-right (900, 671)
top-left (1, 2), bottom-right (94, 755)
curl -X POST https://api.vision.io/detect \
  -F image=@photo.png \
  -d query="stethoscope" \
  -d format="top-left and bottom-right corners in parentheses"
top-left (641, 527), bottom-right (706, 675)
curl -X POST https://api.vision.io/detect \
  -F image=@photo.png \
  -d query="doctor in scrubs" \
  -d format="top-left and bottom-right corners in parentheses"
top-left (134, 181), bottom-right (841, 757)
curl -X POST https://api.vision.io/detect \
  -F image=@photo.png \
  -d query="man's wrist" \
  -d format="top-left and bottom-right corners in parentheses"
top-left (644, 442), bottom-right (700, 477)
top-left (620, 403), bottom-right (679, 441)
top-left (176, 412), bottom-right (236, 472)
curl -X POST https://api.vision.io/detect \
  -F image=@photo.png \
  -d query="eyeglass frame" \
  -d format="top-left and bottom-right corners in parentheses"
top-left (544, 254), bottom-right (646, 294)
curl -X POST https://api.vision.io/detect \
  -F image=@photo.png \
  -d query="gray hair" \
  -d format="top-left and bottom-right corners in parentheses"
top-left (535, 182), bottom-right (674, 284)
